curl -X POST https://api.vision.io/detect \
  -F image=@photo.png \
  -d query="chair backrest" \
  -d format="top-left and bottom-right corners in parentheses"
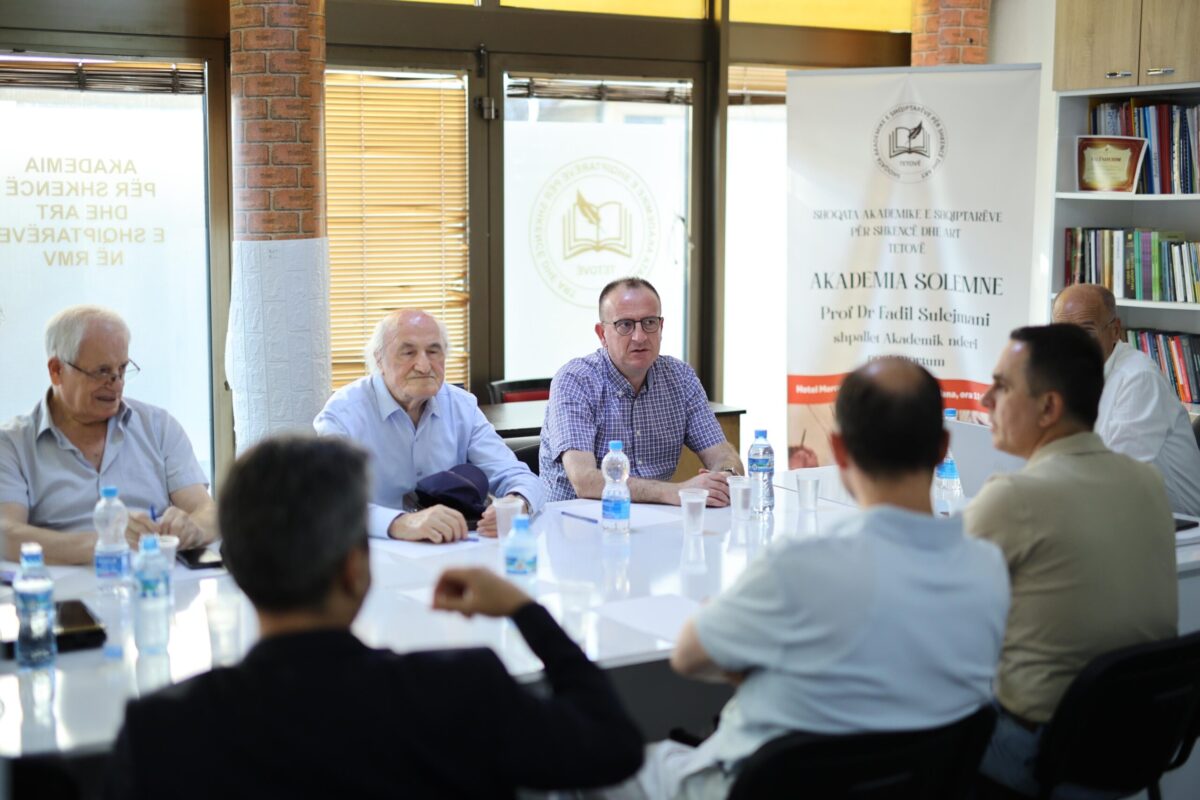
top-left (503, 435), bottom-right (541, 475)
top-left (727, 704), bottom-right (996, 800)
top-left (488, 378), bottom-right (551, 404)
top-left (1035, 630), bottom-right (1200, 796)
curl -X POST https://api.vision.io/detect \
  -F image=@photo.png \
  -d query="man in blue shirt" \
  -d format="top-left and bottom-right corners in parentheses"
top-left (315, 309), bottom-right (542, 543)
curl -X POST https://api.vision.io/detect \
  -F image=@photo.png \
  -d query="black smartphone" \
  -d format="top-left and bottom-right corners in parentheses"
top-left (177, 547), bottom-right (224, 570)
top-left (1174, 517), bottom-right (1199, 532)
top-left (0, 599), bottom-right (106, 659)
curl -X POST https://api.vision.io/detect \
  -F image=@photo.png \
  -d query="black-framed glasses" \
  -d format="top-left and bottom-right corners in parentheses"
top-left (602, 316), bottom-right (663, 336)
top-left (64, 359), bottom-right (140, 384)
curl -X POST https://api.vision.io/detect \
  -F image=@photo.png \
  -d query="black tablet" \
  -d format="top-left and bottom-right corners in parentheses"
top-left (177, 547), bottom-right (224, 570)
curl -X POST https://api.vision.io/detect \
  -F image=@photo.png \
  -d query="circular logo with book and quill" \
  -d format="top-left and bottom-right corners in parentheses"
top-left (529, 157), bottom-right (660, 307)
top-left (872, 103), bottom-right (948, 183)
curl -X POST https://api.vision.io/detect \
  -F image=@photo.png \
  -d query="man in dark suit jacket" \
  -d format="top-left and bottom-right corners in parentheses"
top-left (105, 436), bottom-right (643, 799)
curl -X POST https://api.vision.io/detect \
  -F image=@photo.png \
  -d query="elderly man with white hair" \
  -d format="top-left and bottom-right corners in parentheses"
top-left (0, 306), bottom-right (217, 565)
top-left (314, 309), bottom-right (543, 543)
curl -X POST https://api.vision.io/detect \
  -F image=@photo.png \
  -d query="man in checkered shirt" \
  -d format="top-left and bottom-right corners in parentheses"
top-left (539, 277), bottom-right (743, 505)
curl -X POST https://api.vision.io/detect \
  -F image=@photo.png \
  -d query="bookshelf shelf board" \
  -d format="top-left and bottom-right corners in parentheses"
top-left (1055, 192), bottom-right (1200, 202)
top-left (1116, 299), bottom-right (1200, 311)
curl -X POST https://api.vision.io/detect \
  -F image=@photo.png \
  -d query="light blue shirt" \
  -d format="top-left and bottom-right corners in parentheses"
top-left (314, 375), bottom-right (544, 538)
top-left (691, 505), bottom-right (1010, 773)
top-left (0, 392), bottom-right (209, 533)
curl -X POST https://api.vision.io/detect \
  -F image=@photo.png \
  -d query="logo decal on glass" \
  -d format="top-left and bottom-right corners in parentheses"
top-left (530, 157), bottom-right (660, 307)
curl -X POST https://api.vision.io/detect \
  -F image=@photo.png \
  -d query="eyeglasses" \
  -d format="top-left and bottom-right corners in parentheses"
top-left (602, 317), bottom-right (664, 336)
top-left (64, 359), bottom-right (140, 384)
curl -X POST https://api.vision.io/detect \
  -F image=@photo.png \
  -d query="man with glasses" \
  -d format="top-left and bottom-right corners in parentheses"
top-left (1053, 283), bottom-right (1200, 515)
top-left (540, 277), bottom-right (742, 505)
top-left (0, 306), bottom-right (216, 564)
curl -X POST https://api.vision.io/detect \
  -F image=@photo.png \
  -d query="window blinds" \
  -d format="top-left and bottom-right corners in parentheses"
top-left (325, 71), bottom-right (470, 389)
top-left (0, 60), bottom-right (204, 94)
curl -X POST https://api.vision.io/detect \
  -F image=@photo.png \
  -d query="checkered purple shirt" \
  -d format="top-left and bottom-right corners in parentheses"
top-left (539, 349), bottom-right (727, 502)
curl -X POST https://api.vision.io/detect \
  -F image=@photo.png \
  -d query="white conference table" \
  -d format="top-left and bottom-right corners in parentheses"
top-left (0, 479), bottom-right (856, 759)
top-left (4, 480), bottom-right (1200, 800)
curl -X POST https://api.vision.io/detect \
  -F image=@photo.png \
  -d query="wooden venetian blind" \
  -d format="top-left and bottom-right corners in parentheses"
top-left (325, 70), bottom-right (469, 389)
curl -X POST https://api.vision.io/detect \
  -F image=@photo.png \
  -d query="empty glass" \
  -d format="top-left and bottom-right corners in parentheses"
top-left (678, 488), bottom-right (709, 537)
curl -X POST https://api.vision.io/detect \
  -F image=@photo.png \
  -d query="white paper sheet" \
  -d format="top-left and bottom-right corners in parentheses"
top-left (555, 500), bottom-right (681, 531)
top-left (372, 536), bottom-right (495, 560)
top-left (595, 594), bottom-right (699, 642)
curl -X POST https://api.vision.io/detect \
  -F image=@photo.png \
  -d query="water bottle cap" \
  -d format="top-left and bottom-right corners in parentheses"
top-left (608, 440), bottom-right (624, 451)
top-left (512, 514), bottom-right (531, 532)
top-left (944, 409), bottom-right (958, 419)
top-left (139, 533), bottom-right (160, 553)
top-left (19, 542), bottom-right (43, 560)
top-left (100, 486), bottom-right (119, 499)
top-left (755, 429), bottom-right (767, 438)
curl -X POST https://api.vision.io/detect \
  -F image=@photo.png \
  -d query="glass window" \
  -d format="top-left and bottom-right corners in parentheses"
top-left (722, 68), bottom-right (789, 455)
top-left (502, 75), bottom-right (693, 380)
top-left (325, 70), bottom-right (470, 389)
top-left (0, 63), bottom-right (213, 479)
top-left (392, 0), bottom-right (477, 5)
top-left (500, 0), bottom-right (704, 19)
top-left (731, 0), bottom-right (912, 31)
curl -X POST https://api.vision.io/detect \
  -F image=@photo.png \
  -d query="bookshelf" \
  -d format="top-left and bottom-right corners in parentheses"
top-left (1053, 82), bottom-right (1200, 413)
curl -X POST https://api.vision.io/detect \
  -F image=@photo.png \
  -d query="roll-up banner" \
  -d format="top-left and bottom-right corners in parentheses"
top-left (786, 65), bottom-right (1040, 466)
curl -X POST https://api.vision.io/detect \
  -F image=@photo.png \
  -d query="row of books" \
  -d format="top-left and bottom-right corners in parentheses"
top-left (1128, 328), bottom-right (1200, 405)
top-left (1064, 227), bottom-right (1200, 303)
top-left (1090, 99), bottom-right (1199, 194)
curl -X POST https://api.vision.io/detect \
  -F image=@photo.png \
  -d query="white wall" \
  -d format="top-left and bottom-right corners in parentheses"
top-left (989, 0), bottom-right (1058, 326)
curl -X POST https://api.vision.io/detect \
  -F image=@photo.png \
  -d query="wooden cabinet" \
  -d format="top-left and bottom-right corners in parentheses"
top-left (1139, 0), bottom-right (1200, 86)
top-left (1054, 0), bottom-right (1200, 91)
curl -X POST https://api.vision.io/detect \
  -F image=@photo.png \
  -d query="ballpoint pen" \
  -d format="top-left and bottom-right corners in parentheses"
top-left (561, 510), bottom-right (599, 525)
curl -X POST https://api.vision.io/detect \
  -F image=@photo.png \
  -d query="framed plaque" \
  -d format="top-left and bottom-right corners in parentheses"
top-left (1076, 136), bottom-right (1147, 192)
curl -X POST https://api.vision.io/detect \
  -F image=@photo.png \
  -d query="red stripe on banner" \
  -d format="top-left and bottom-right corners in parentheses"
top-left (788, 374), bottom-right (991, 412)
top-left (939, 379), bottom-right (990, 413)
top-left (788, 373), bottom-right (849, 404)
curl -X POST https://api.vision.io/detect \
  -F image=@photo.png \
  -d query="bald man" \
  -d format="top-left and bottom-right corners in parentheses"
top-left (597, 357), bottom-right (1008, 799)
top-left (1053, 284), bottom-right (1200, 516)
top-left (314, 309), bottom-right (543, 543)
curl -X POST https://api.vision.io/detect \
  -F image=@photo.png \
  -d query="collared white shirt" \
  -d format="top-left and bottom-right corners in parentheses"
top-left (314, 375), bottom-right (544, 538)
top-left (0, 392), bottom-right (209, 532)
top-left (1098, 341), bottom-right (1200, 516)
top-left (688, 505), bottom-right (1009, 776)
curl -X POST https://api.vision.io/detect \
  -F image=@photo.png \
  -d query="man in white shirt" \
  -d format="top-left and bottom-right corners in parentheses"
top-left (1053, 284), bottom-right (1200, 516)
top-left (595, 357), bottom-right (1010, 800)
top-left (314, 309), bottom-right (543, 543)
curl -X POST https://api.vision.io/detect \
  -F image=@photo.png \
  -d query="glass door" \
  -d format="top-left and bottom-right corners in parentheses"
top-left (492, 58), bottom-right (700, 382)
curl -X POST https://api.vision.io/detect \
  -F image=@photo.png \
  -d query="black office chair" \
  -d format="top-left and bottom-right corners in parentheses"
top-left (727, 704), bottom-right (995, 800)
top-left (11, 750), bottom-right (110, 800)
top-left (1026, 630), bottom-right (1200, 800)
top-left (488, 378), bottom-right (552, 404)
top-left (503, 435), bottom-right (541, 475)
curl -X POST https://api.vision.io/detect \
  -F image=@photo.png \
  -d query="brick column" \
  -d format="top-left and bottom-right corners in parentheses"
top-left (226, 0), bottom-right (331, 452)
top-left (912, 0), bottom-right (991, 67)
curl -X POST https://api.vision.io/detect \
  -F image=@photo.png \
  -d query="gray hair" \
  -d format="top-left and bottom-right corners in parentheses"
top-left (44, 305), bottom-right (130, 362)
top-left (363, 310), bottom-right (451, 374)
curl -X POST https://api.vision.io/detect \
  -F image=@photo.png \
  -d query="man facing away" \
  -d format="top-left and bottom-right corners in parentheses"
top-left (540, 277), bottom-right (744, 507)
top-left (315, 309), bottom-right (543, 543)
top-left (1053, 283), bottom-right (1200, 516)
top-left (966, 324), bottom-right (1178, 797)
top-left (0, 305), bottom-right (216, 565)
top-left (106, 436), bottom-right (643, 800)
top-left (595, 357), bottom-right (1010, 800)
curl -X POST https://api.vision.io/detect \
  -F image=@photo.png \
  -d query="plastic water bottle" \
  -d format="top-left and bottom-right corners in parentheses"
top-left (601, 440), bottom-right (631, 534)
top-left (14, 543), bottom-right (56, 670)
top-left (933, 409), bottom-right (965, 517)
top-left (134, 534), bottom-right (170, 655)
top-left (748, 430), bottom-right (775, 514)
top-left (504, 514), bottom-right (538, 576)
top-left (93, 486), bottom-right (131, 593)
